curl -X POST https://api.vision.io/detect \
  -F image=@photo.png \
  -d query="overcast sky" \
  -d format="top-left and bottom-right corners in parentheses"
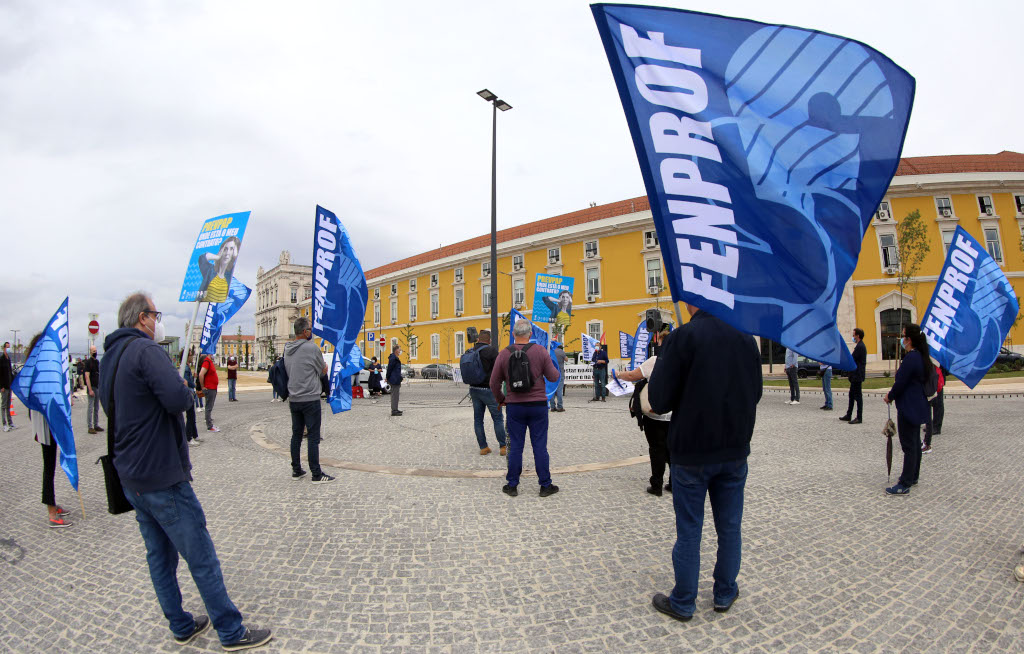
top-left (2, 0), bottom-right (1020, 355)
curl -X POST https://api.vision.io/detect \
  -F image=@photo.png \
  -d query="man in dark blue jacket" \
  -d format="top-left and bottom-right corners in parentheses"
top-left (100, 292), bottom-right (271, 651)
top-left (840, 328), bottom-right (867, 424)
top-left (647, 304), bottom-right (762, 622)
top-left (386, 344), bottom-right (403, 416)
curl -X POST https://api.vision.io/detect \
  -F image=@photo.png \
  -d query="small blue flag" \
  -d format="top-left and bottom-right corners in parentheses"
top-left (12, 298), bottom-right (78, 490)
top-left (200, 278), bottom-right (251, 355)
top-left (581, 333), bottom-right (599, 363)
top-left (618, 331), bottom-right (634, 359)
top-left (593, 4), bottom-right (915, 368)
top-left (921, 226), bottom-right (1019, 388)
top-left (630, 321), bottom-right (651, 370)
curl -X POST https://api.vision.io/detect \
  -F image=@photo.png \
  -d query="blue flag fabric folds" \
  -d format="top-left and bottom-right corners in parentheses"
top-left (312, 205), bottom-right (368, 413)
top-left (12, 298), bottom-right (78, 490)
top-left (630, 320), bottom-right (650, 370)
top-left (592, 4), bottom-right (915, 368)
top-left (921, 226), bottom-right (1019, 389)
top-left (199, 278), bottom-right (251, 355)
top-left (618, 331), bottom-right (634, 359)
top-left (327, 344), bottom-right (364, 414)
top-left (581, 333), bottom-right (598, 363)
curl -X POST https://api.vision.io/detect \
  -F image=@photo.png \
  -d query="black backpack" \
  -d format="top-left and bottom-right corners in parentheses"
top-left (459, 347), bottom-right (488, 386)
top-left (506, 343), bottom-right (534, 392)
top-left (268, 358), bottom-right (290, 400)
top-left (923, 361), bottom-right (938, 400)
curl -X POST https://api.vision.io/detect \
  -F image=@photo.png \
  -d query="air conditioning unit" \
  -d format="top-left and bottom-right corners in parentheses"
top-left (985, 207), bottom-right (994, 216)
top-left (390, 319), bottom-right (396, 325)
top-left (877, 210), bottom-right (890, 221)
top-left (645, 235), bottom-right (658, 248)
top-left (548, 256), bottom-right (559, 265)
top-left (585, 250), bottom-right (596, 259)
top-left (648, 286), bottom-right (660, 295)
top-left (431, 312), bottom-right (438, 319)
top-left (455, 311), bottom-right (462, 317)
top-left (513, 263), bottom-right (524, 271)
top-left (941, 209), bottom-right (952, 217)
top-left (410, 317), bottom-right (416, 322)
top-left (483, 307), bottom-right (490, 313)
top-left (884, 265), bottom-right (898, 275)
top-left (587, 294), bottom-right (596, 303)
top-left (514, 303), bottom-right (524, 309)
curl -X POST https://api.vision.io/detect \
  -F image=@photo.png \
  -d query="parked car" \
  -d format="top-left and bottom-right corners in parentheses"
top-left (402, 364), bottom-right (415, 379)
top-left (995, 347), bottom-right (1024, 369)
top-left (257, 362), bottom-right (268, 371)
top-left (420, 363), bottom-right (454, 380)
top-left (796, 357), bottom-right (822, 378)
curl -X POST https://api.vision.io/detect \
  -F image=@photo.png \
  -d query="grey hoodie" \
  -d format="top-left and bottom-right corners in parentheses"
top-left (284, 338), bottom-right (326, 403)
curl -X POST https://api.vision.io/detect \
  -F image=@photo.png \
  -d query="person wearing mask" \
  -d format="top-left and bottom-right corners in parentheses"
top-left (386, 344), bottom-right (404, 416)
top-left (284, 317), bottom-right (334, 484)
top-left (1, 341), bottom-right (14, 432)
top-left (490, 319), bottom-right (561, 497)
top-left (819, 361), bottom-right (833, 411)
top-left (197, 354), bottom-right (219, 432)
top-left (549, 342), bottom-right (566, 413)
top-left (840, 328), bottom-right (867, 424)
top-left (784, 348), bottom-right (800, 405)
top-left (100, 292), bottom-right (271, 651)
top-left (883, 323), bottom-right (932, 495)
top-left (226, 355), bottom-right (239, 402)
top-left (590, 343), bottom-right (609, 402)
top-left (617, 328), bottom-right (672, 496)
top-left (465, 329), bottom-right (507, 455)
top-left (647, 303), bottom-right (762, 622)
top-left (83, 345), bottom-right (104, 434)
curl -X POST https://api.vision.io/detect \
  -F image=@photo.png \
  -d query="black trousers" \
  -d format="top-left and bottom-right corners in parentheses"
top-left (41, 440), bottom-right (57, 507)
top-left (644, 418), bottom-right (670, 487)
top-left (923, 390), bottom-right (944, 446)
top-left (897, 414), bottom-right (922, 487)
top-left (846, 379), bottom-right (863, 419)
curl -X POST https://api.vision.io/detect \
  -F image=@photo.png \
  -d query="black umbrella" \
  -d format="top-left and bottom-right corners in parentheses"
top-left (882, 404), bottom-right (896, 481)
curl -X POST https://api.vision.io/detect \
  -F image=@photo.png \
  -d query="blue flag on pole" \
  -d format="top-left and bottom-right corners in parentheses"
top-left (199, 278), bottom-right (252, 355)
top-left (593, 5), bottom-right (915, 369)
top-left (581, 333), bottom-right (598, 363)
top-left (920, 226), bottom-right (1019, 389)
top-left (630, 320), bottom-right (650, 370)
top-left (509, 308), bottom-right (549, 348)
top-left (618, 331), bottom-right (634, 359)
top-left (12, 298), bottom-right (77, 490)
top-left (327, 344), bottom-right (364, 414)
top-left (313, 205), bottom-right (368, 413)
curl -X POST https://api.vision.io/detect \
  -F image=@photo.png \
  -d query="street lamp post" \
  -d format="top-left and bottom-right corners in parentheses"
top-left (477, 89), bottom-right (512, 343)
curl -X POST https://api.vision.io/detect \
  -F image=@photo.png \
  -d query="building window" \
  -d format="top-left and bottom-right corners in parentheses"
top-left (430, 291), bottom-right (439, 316)
top-left (373, 303), bottom-right (380, 326)
top-left (455, 332), bottom-right (465, 357)
top-left (409, 336), bottom-right (418, 359)
top-left (587, 321), bottom-right (602, 342)
top-left (978, 195), bottom-right (994, 215)
top-left (941, 229), bottom-right (955, 255)
top-left (431, 334), bottom-right (440, 359)
top-left (879, 233), bottom-right (898, 268)
top-left (454, 267), bottom-right (463, 283)
top-left (584, 240), bottom-right (599, 258)
top-left (391, 284), bottom-right (397, 296)
top-left (1015, 194), bottom-right (1024, 215)
top-left (646, 258), bottom-right (663, 291)
top-left (984, 227), bottom-right (1003, 263)
top-left (936, 197), bottom-right (953, 218)
top-left (513, 254), bottom-right (524, 271)
top-left (513, 278), bottom-right (525, 306)
top-left (455, 288), bottom-right (464, 314)
top-left (290, 287), bottom-right (297, 303)
top-left (547, 247), bottom-right (560, 264)
top-left (644, 230), bottom-right (659, 248)
top-left (390, 298), bottom-right (398, 323)
top-left (409, 296), bottom-right (417, 321)
top-left (304, 286), bottom-right (310, 300)
top-left (586, 266), bottom-right (600, 296)
top-left (482, 284), bottom-right (492, 310)
top-left (430, 273), bottom-right (439, 288)
top-left (482, 261), bottom-right (491, 278)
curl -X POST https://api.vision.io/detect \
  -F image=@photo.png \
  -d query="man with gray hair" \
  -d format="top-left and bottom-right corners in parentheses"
top-left (284, 316), bottom-right (334, 483)
top-left (489, 319), bottom-right (561, 497)
top-left (100, 291), bottom-right (272, 650)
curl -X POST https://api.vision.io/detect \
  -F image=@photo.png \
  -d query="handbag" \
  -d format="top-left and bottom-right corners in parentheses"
top-left (95, 336), bottom-right (141, 515)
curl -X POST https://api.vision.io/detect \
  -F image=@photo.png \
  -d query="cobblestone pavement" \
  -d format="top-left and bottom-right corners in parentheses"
top-left (1, 383), bottom-right (1023, 653)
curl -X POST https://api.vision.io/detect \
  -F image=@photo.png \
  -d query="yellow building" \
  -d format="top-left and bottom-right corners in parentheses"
top-left (358, 152), bottom-right (1023, 368)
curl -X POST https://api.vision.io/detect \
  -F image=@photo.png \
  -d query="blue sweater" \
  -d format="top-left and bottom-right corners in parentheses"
top-left (99, 328), bottom-right (194, 493)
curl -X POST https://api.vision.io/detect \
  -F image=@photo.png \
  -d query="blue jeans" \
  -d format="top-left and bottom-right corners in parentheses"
top-left (470, 387), bottom-right (506, 449)
top-left (669, 459), bottom-right (747, 616)
top-left (593, 367), bottom-right (607, 398)
top-left (290, 400), bottom-right (322, 476)
top-left (227, 378), bottom-right (237, 401)
top-left (822, 368), bottom-right (833, 408)
top-left (549, 376), bottom-right (564, 410)
top-left (124, 481), bottom-right (245, 645)
top-left (505, 403), bottom-right (552, 488)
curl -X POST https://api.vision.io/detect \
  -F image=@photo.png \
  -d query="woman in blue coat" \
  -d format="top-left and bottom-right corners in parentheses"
top-left (884, 323), bottom-right (932, 495)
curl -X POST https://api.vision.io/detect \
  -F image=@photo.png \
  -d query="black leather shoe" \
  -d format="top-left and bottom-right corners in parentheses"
top-left (652, 593), bottom-right (692, 622)
top-left (664, 482), bottom-right (672, 492)
top-left (714, 588), bottom-right (739, 613)
top-left (849, 418), bottom-right (862, 424)
top-left (539, 484), bottom-right (560, 497)
top-left (839, 415), bottom-right (851, 421)
top-left (646, 485), bottom-right (662, 496)
top-left (502, 484), bottom-right (518, 497)
top-left (174, 616), bottom-right (210, 645)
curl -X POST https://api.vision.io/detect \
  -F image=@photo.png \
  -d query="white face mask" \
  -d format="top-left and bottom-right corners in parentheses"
top-left (152, 319), bottom-right (165, 342)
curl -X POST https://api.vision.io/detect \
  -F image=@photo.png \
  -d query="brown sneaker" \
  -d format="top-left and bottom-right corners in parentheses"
top-left (500, 446), bottom-right (507, 456)
top-left (479, 447), bottom-right (491, 455)
top-left (87, 428), bottom-right (97, 434)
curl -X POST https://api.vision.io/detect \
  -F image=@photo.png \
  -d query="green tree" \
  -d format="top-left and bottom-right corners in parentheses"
top-left (399, 323), bottom-right (416, 357)
top-left (500, 312), bottom-right (511, 343)
top-left (895, 209), bottom-right (931, 347)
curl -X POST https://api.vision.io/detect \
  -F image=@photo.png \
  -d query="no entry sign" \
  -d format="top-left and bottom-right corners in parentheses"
top-left (88, 320), bottom-right (100, 335)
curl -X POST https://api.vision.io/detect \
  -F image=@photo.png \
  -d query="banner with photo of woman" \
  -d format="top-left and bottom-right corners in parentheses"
top-left (531, 274), bottom-right (574, 330)
top-left (179, 211), bottom-right (251, 302)
top-left (199, 278), bottom-right (252, 355)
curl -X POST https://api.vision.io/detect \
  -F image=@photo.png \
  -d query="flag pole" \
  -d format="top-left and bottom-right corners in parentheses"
top-left (77, 489), bottom-right (86, 519)
top-left (179, 300), bottom-right (203, 378)
top-left (672, 301), bottom-right (685, 327)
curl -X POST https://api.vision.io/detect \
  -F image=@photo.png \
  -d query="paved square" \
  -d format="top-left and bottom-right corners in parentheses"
top-left (1, 381), bottom-right (1022, 653)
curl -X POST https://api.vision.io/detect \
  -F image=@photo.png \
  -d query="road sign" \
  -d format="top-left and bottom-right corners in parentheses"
top-left (88, 320), bottom-right (100, 335)
top-left (368, 332), bottom-right (375, 342)
top-left (379, 336), bottom-right (386, 347)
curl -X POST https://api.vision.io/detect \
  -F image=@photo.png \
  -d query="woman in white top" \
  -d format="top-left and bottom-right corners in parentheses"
top-left (619, 330), bottom-right (673, 497)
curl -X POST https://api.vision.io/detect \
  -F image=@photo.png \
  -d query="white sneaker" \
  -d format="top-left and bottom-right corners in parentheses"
top-left (791, 400), bottom-right (800, 405)
top-left (2, 425), bottom-right (8, 432)
top-left (207, 427), bottom-right (220, 433)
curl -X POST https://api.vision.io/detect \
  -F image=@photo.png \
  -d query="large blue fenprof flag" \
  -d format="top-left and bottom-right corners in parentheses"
top-left (921, 226), bottom-right (1019, 389)
top-left (199, 278), bottom-right (252, 355)
top-left (312, 205), bottom-right (368, 413)
top-left (12, 298), bottom-right (78, 490)
top-left (592, 5), bottom-right (915, 369)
